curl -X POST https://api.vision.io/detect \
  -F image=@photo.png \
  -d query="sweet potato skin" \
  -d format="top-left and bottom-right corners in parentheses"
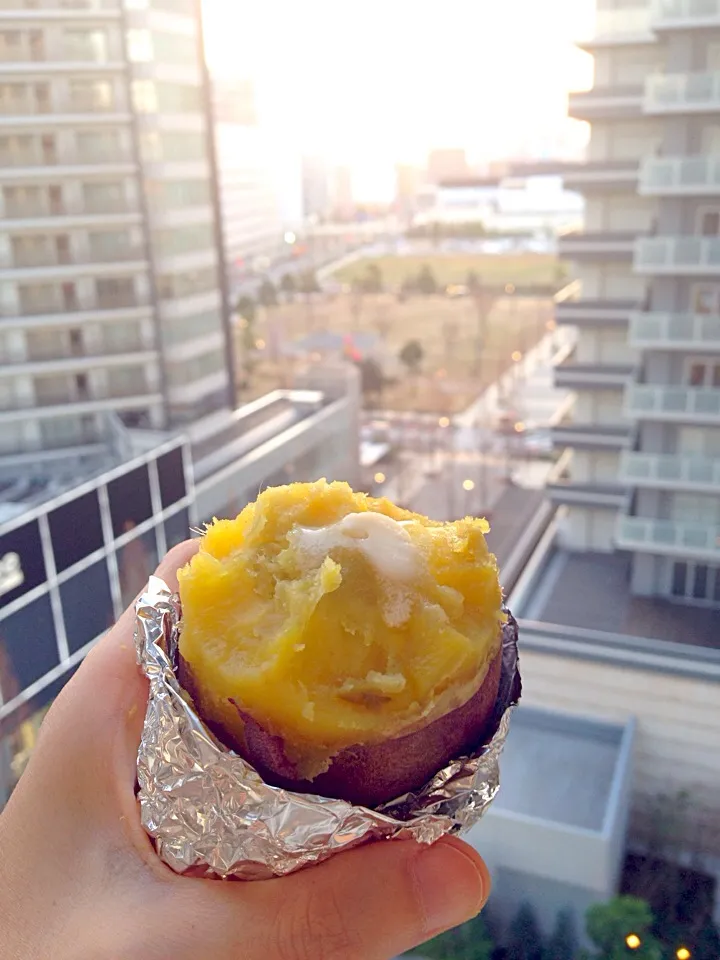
top-left (178, 645), bottom-right (502, 808)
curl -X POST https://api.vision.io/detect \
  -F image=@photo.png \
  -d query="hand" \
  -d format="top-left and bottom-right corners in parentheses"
top-left (0, 540), bottom-right (490, 960)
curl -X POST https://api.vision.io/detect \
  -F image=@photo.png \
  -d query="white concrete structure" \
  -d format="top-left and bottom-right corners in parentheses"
top-left (0, 0), bottom-right (233, 477)
top-left (555, 0), bottom-right (720, 608)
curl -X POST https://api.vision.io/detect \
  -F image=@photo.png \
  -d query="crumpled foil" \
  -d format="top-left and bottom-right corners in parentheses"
top-left (135, 575), bottom-right (522, 880)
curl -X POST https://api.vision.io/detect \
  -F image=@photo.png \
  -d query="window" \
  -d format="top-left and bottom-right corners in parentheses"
top-left (157, 448), bottom-right (187, 508)
top-left (671, 561), bottom-right (720, 604)
top-left (152, 31), bottom-right (196, 65)
top-left (49, 491), bottom-right (104, 573)
top-left (161, 310), bottom-right (222, 345)
top-left (147, 178), bottom-right (210, 210)
top-left (132, 79), bottom-right (158, 113)
top-left (69, 79), bottom-right (113, 111)
top-left (63, 28), bottom-right (107, 62)
top-left (116, 528), bottom-right (158, 608)
top-left (60, 560), bottom-right (114, 654)
top-left (157, 267), bottom-right (216, 299)
top-left (684, 357), bottom-right (720, 388)
top-left (153, 224), bottom-right (213, 257)
top-left (697, 208), bottom-right (720, 237)
top-left (126, 28), bottom-right (153, 62)
top-left (96, 277), bottom-right (135, 308)
top-left (88, 229), bottom-right (133, 260)
top-left (691, 285), bottom-right (720, 314)
top-left (0, 597), bottom-right (57, 702)
top-left (156, 82), bottom-right (201, 113)
top-left (76, 129), bottom-right (120, 161)
top-left (140, 131), bottom-right (205, 162)
top-left (107, 465), bottom-right (153, 539)
top-left (164, 508), bottom-right (190, 550)
top-left (167, 347), bottom-right (224, 386)
top-left (0, 520), bottom-right (46, 610)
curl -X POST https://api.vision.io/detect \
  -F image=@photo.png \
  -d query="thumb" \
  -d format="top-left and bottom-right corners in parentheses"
top-left (165, 835), bottom-right (491, 960)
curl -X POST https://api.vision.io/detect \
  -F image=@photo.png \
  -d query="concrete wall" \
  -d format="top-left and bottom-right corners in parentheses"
top-left (518, 648), bottom-right (720, 855)
top-left (560, 505), bottom-right (617, 552)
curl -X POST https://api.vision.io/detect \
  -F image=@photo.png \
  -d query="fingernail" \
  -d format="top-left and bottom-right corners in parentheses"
top-left (411, 839), bottom-right (489, 936)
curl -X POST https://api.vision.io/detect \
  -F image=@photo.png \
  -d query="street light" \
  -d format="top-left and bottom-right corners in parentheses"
top-left (284, 231), bottom-right (296, 244)
top-left (374, 472), bottom-right (386, 484)
top-left (462, 478), bottom-right (475, 492)
top-left (511, 350), bottom-right (523, 363)
top-left (676, 948), bottom-right (691, 960)
top-left (438, 416), bottom-right (450, 428)
top-left (625, 934), bottom-right (641, 950)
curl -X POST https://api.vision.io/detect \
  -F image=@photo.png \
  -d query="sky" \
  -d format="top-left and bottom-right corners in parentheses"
top-left (203, 0), bottom-right (595, 200)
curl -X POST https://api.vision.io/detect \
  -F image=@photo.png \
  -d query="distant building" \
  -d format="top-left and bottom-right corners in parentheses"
top-left (426, 148), bottom-right (470, 185)
top-left (211, 76), bottom-right (285, 286)
top-left (302, 155), bottom-right (331, 221)
top-left (395, 163), bottom-right (424, 220)
top-left (331, 165), bottom-right (354, 220)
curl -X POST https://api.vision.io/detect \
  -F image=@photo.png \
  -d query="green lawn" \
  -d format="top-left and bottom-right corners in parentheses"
top-left (333, 253), bottom-right (564, 289)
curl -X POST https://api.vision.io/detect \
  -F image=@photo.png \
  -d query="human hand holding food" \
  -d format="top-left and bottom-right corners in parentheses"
top-left (0, 537), bottom-right (490, 960)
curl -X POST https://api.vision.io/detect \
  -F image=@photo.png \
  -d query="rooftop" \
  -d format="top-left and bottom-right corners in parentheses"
top-left (521, 548), bottom-right (719, 650)
top-left (492, 706), bottom-right (622, 831)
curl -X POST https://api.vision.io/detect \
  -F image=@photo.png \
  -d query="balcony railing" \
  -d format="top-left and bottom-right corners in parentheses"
top-left (556, 298), bottom-right (640, 326)
top-left (551, 424), bottom-right (632, 450)
top-left (639, 155), bottom-right (720, 195)
top-left (580, 6), bottom-right (654, 43)
top-left (625, 383), bottom-right (720, 422)
top-left (1, 197), bottom-right (134, 219)
top-left (645, 71), bottom-right (720, 112)
top-left (652, 0), bottom-right (720, 29)
top-left (620, 451), bottom-right (720, 492)
top-left (559, 231), bottom-right (639, 257)
top-left (0, 341), bottom-right (152, 367)
top-left (0, 0), bottom-right (118, 8)
top-left (634, 236), bottom-right (720, 273)
top-left (1, 245), bottom-right (146, 269)
top-left (2, 293), bottom-right (148, 318)
top-left (0, 150), bottom-right (132, 168)
top-left (629, 311), bottom-right (720, 350)
top-left (555, 360), bottom-right (636, 390)
top-left (616, 515), bottom-right (720, 559)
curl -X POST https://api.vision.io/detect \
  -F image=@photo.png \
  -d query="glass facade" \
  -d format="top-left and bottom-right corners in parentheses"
top-left (0, 438), bottom-right (193, 802)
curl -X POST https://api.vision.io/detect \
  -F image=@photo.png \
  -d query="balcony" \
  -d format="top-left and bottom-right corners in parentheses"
top-left (551, 423), bottom-right (632, 450)
top-left (555, 356), bottom-right (636, 390)
top-left (577, 6), bottom-right (656, 47)
top-left (559, 231), bottom-right (639, 260)
top-left (1, 295), bottom-right (150, 323)
top-left (635, 236), bottom-right (720, 275)
top-left (1, 245), bottom-right (146, 270)
top-left (0, 0), bottom-right (119, 9)
top-left (625, 383), bottom-right (720, 424)
top-left (568, 85), bottom-right (643, 120)
top-left (652, 0), bottom-right (720, 30)
top-left (644, 71), bottom-right (720, 113)
top-left (620, 451), bottom-right (720, 494)
top-left (561, 160), bottom-right (639, 191)
top-left (615, 515), bottom-right (720, 561)
top-left (2, 252), bottom-right (147, 283)
top-left (0, 159), bottom-right (136, 179)
top-left (0, 391), bottom-right (163, 423)
top-left (1, 196), bottom-right (135, 219)
top-left (0, 347), bottom-right (155, 377)
top-left (629, 311), bottom-right (720, 351)
top-left (547, 480), bottom-right (629, 508)
top-left (556, 298), bottom-right (640, 328)
top-left (639, 155), bottom-right (720, 196)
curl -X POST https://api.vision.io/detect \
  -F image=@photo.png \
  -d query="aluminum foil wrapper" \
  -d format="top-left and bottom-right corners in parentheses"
top-left (135, 575), bottom-right (522, 880)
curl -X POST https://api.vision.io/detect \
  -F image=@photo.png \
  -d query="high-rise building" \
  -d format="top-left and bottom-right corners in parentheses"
top-left (211, 75), bottom-right (286, 289)
top-left (426, 147), bottom-right (470, 185)
top-left (0, 0), bottom-right (234, 481)
top-left (330, 164), bottom-right (353, 221)
top-left (553, 0), bottom-right (720, 607)
top-left (301, 154), bottom-right (330, 221)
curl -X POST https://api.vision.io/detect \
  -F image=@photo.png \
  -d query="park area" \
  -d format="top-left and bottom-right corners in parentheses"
top-left (237, 253), bottom-right (561, 414)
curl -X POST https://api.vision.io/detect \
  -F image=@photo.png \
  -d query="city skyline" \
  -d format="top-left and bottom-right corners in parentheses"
top-left (202, 0), bottom-right (595, 200)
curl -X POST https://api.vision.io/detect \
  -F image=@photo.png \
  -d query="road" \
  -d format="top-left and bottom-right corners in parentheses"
top-left (370, 328), bottom-right (573, 522)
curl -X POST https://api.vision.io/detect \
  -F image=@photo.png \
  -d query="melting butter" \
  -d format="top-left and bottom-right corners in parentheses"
top-left (291, 512), bottom-right (420, 582)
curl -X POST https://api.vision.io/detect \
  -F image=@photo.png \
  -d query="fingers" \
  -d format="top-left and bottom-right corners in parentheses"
top-left (179, 836), bottom-right (490, 960)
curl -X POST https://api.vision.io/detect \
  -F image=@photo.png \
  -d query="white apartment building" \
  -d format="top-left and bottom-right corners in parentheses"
top-left (553, 0), bottom-right (720, 608)
top-left (0, 0), bottom-right (234, 479)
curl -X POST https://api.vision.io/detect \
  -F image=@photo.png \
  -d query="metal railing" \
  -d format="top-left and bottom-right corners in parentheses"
top-left (1, 293), bottom-right (148, 317)
top-left (620, 451), bottom-right (720, 489)
top-left (1, 245), bottom-right (146, 269)
top-left (589, 6), bottom-right (653, 37)
top-left (1, 198), bottom-right (135, 219)
top-left (0, 151), bottom-right (131, 167)
top-left (640, 155), bottom-right (720, 193)
top-left (635, 236), bottom-right (720, 272)
top-left (629, 311), bottom-right (720, 348)
top-left (645, 71), bottom-right (720, 111)
top-left (652, 0), bottom-right (720, 26)
top-left (625, 383), bottom-right (720, 420)
top-left (616, 515), bottom-right (720, 557)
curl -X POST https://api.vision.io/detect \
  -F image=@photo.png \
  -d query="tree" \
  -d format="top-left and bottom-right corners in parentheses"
top-left (585, 897), bottom-right (663, 960)
top-left (361, 261), bottom-right (383, 293)
top-left (235, 295), bottom-right (259, 374)
top-left (506, 902), bottom-right (544, 960)
top-left (544, 909), bottom-right (577, 960)
top-left (236, 295), bottom-right (256, 326)
top-left (298, 270), bottom-right (320, 294)
top-left (466, 269), bottom-right (481, 293)
top-left (416, 263), bottom-right (438, 296)
top-left (257, 277), bottom-right (277, 308)
top-left (279, 273), bottom-right (296, 299)
top-left (416, 913), bottom-right (493, 960)
top-left (399, 339), bottom-right (424, 375)
top-left (356, 358), bottom-right (384, 398)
